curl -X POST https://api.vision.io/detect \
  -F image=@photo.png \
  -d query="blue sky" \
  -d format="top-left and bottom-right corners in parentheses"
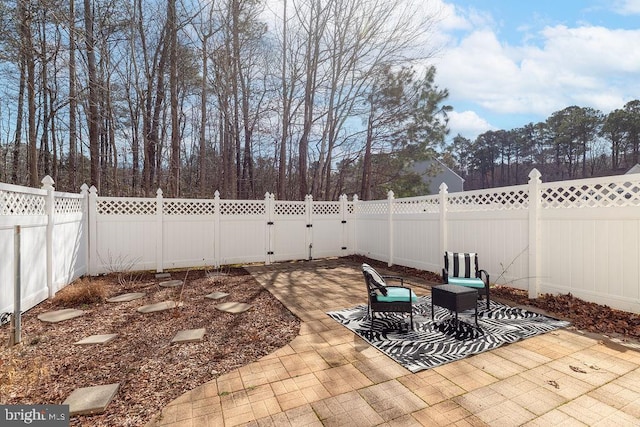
top-left (429, 0), bottom-right (640, 141)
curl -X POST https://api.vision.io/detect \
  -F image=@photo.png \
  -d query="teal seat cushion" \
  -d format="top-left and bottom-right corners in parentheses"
top-left (376, 287), bottom-right (417, 303)
top-left (448, 277), bottom-right (485, 289)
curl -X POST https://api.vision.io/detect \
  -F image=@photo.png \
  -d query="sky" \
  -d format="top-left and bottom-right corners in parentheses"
top-left (428, 0), bottom-right (640, 141)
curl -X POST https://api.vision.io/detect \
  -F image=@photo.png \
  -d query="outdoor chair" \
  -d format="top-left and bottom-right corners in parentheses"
top-left (362, 263), bottom-right (417, 331)
top-left (442, 252), bottom-right (490, 309)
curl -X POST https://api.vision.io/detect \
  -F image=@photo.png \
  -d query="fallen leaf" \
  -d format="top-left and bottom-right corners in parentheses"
top-left (570, 365), bottom-right (587, 373)
top-left (547, 380), bottom-right (560, 389)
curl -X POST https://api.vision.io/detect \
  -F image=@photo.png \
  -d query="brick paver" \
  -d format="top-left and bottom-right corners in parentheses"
top-left (146, 259), bottom-right (640, 426)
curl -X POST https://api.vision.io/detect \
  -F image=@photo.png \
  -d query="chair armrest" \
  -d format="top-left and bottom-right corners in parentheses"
top-left (382, 275), bottom-right (404, 286)
top-left (478, 269), bottom-right (490, 286)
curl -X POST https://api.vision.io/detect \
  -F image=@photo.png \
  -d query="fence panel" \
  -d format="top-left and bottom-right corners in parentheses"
top-left (272, 200), bottom-right (308, 262)
top-left (218, 199), bottom-right (268, 265)
top-left (51, 192), bottom-right (86, 293)
top-left (538, 174), bottom-right (640, 312)
top-left (163, 199), bottom-right (216, 270)
top-left (0, 184), bottom-right (48, 316)
top-left (93, 196), bottom-right (158, 273)
top-left (354, 200), bottom-right (389, 262)
top-left (391, 196), bottom-right (441, 272)
top-left (311, 201), bottom-right (344, 259)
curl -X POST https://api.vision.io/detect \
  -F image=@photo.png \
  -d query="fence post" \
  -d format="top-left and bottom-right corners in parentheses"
top-left (156, 189), bottom-right (163, 273)
top-left (340, 194), bottom-right (348, 255)
top-left (265, 192), bottom-right (274, 265)
top-left (41, 176), bottom-right (55, 298)
top-left (80, 184), bottom-right (89, 277)
top-left (528, 169), bottom-right (542, 299)
top-left (88, 186), bottom-right (98, 275)
top-left (387, 190), bottom-right (394, 266)
top-left (439, 183), bottom-right (449, 260)
top-left (214, 191), bottom-right (221, 268)
top-left (306, 194), bottom-right (313, 260)
top-left (352, 194), bottom-right (359, 255)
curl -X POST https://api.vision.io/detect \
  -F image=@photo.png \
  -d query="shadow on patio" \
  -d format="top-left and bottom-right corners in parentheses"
top-left (147, 258), bottom-right (640, 426)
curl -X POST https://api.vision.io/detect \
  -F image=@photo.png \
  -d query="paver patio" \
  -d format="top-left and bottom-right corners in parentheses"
top-left (146, 259), bottom-right (640, 426)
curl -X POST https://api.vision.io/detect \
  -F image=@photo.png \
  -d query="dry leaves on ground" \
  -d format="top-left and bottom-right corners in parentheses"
top-left (0, 268), bottom-right (300, 427)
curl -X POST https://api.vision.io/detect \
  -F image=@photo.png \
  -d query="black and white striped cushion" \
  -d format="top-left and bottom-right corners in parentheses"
top-left (445, 252), bottom-right (478, 278)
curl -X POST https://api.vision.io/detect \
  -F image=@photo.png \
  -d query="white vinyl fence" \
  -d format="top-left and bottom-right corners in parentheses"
top-left (88, 190), bottom-right (354, 273)
top-left (2, 168), bottom-right (640, 318)
top-left (1, 177), bottom-right (87, 317)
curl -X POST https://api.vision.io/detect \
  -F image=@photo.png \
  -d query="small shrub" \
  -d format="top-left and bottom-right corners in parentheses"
top-left (53, 278), bottom-right (106, 307)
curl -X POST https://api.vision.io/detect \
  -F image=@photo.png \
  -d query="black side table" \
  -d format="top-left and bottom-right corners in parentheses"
top-left (431, 284), bottom-right (478, 326)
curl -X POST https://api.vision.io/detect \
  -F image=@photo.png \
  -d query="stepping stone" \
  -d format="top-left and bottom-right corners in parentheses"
top-left (205, 291), bottom-right (229, 300)
top-left (215, 302), bottom-right (252, 314)
top-left (63, 383), bottom-right (120, 416)
top-left (74, 334), bottom-right (118, 345)
top-left (137, 301), bottom-right (182, 313)
top-left (156, 272), bottom-right (171, 279)
top-left (171, 328), bottom-right (206, 343)
top-left (37, 309), bottom-right (84, 323)
top-left (159, 280), bottom-right (183, 288)
top-left (106, 292), bottom-right (145, 303)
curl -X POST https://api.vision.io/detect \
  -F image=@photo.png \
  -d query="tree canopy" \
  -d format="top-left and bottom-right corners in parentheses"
top-left (0, 0), bottom-right (449, 200)
top-left (443, 101), bottom-right (640, 190)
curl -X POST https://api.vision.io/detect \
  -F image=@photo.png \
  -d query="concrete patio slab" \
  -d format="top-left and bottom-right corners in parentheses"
top-left (171, 328), bottom-right (206, 343)
top-left (137, 301), bottom-right (182, 313)
top-left (205, 291), bottom-right (229, 300)
top-left (37, 309), bottom-right (84, 323)
top-left (63, 383), bottom-right (120, 416)
top-left (74, 334), bottom-right (118, 345)
top-left (215, 302), bottom-right (252, 314)
top-left (106, 292), bottom-right (145, 303)
top-left (159, 280), bottom-right (183, 288)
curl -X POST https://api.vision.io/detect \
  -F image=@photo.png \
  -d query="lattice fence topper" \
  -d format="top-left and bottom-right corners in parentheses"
top-left (448, 188), bottom-right (529, 212)
top-left (273, 201), bottom-right (306, 216)
top-left (164, 200), bottom-right (216, 216)
top-left (0, 190), bottom-right (46, 215)
top-left (312, 202), bottom-right (341, 216)
top-left (98, 198), bottom-right (157, 215)
top-left (357, 201), bottom-right (388, 215)
top-left (541, 181), bottom-right (640, 209)
top-left (394, 197), bottom-right (440, 214)
top-left (55, 196), bottom-right (83, 215)
top-left (220, 200), bottom-right (265, 216)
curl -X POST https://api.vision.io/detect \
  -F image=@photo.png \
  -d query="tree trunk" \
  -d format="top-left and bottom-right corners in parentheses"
top-left (68, 0), bottom-right (77, 190)
top-left (84, 0), bottom-right (100, 189)
top-left (168, 0), bottom-right (180, 197)
top-left (12, 55), bottom-right (26, 185)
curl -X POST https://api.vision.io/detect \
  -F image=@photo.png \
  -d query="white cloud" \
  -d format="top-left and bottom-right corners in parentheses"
top-left (446, 110), bottom-right (495, 140)
top-left (433, 18), bottom-right (640, 124)
top-left (612, 0), bottom-right (640, 15)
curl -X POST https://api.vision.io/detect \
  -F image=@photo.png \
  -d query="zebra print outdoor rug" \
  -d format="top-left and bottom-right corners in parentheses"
top-left (327, 297), bottom-right (570, 373)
